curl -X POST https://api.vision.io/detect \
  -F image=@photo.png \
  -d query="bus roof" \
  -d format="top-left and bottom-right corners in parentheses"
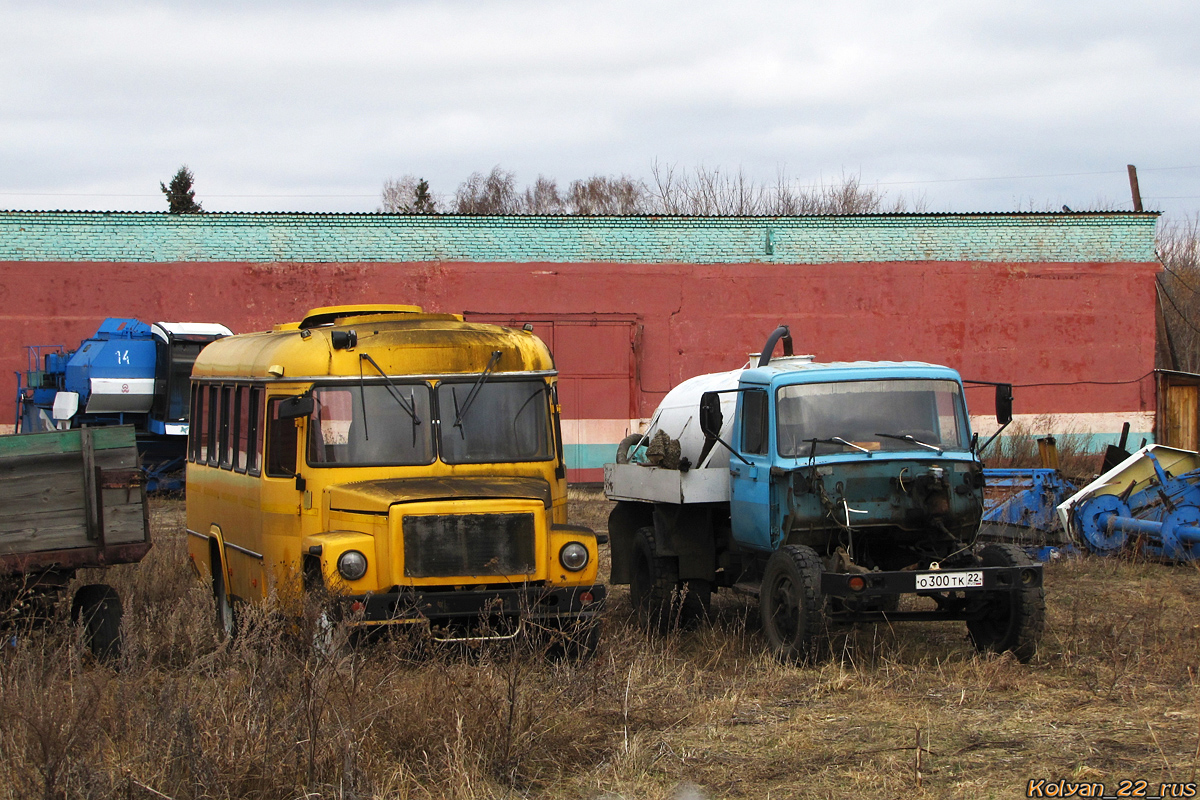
top-left (192, 306), bottom-right (555, 381)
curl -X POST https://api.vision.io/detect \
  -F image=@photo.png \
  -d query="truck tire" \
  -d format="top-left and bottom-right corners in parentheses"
top-left (759, 545), bottom-right (825, 663)
top-left (967, 543), bottom-right (1044, 663)
top-left (629, 526), bottom-right (682, 634)
top-left (71, 584), bottom-right (122, 661)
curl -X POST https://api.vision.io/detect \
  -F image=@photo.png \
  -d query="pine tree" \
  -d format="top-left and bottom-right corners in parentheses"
top-left (413, 179), bottom-right (436, 214)
top-left (160, 166), bottom-right (203, 214)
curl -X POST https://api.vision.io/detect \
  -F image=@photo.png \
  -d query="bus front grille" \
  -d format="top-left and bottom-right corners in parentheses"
top-left (403, 513), bottom-right (536, 578)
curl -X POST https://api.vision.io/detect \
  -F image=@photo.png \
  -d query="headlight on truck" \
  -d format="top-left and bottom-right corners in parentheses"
top-left (337, 550), bottom-right (368, 581)
top-left (559, 542), bottom-right (589, 572)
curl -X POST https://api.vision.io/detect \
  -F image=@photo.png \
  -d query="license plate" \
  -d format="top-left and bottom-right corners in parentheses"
top-left (915, 570), bottom-right (983, 590)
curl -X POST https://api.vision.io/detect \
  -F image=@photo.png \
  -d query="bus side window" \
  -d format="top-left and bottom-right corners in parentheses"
top-left (247, 387), bottom-right (262, 475)
top-left (206, 385), bottom-right (220, 467)
top-left (219, 386), bottom-right (235, 469)
top-left (266, 397), bottom-right (298, 477)
top-left (196, 383), bottom-right (210, 463)
top-left (189, 383), bottom-right (201, 462)
top-left (232, 386), bottom-right (247, 472)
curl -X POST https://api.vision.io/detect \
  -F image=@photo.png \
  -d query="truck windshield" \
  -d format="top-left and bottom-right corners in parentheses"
top-left (775, 379), bottom-right (969, 457)
top-left (436, 379), bottom-right (552, 464)
top-left (308, 384), bottom-right (434, 466)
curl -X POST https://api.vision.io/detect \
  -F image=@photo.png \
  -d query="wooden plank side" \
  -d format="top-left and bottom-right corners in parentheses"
top-left (101, 485), bottom-right (149, 545)
top-left (95, 447), bottom-right (138, 471)
top-left (0, 429), bottom-right (82, 457)
top-left (0, 508), bottom-right (92, 554)
top-left (89, 426), bottom-right (138, 452)
top-left (1167, 385), bottom-right (1199, 450)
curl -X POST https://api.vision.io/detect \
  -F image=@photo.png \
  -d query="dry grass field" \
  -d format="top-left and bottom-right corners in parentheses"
top-left (0, 490), bottom-right (1198, 800)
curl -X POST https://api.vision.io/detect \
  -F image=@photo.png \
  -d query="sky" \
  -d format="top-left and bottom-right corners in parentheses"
top-left (1, 0), bottom-right (1198, 221)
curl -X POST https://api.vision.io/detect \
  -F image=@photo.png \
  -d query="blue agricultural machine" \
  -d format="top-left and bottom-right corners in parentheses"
top-left (1058, 445), bottom-right (1200, 562)
top-left (15, 318), bottom-right (232, 489)
top-left (979, 423), bottom-right (1200, 563)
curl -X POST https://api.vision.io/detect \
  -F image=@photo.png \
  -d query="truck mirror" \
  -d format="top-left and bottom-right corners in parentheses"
top-left (995, 384), bottom-right (1013, 425)
top-left (278, 394), bottom-right (314, 419)
top-left (699, 391), bottom-right (723, 437)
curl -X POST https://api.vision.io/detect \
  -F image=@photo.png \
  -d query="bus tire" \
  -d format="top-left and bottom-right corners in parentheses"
top-left (71, 584), bottom-right (122, 661)
top-left (210, 540), bottom-right (237, 640)
top-left (967, 544), bottom-right (1044, 663)
top-left (760, 545), bottom-right (825, 663)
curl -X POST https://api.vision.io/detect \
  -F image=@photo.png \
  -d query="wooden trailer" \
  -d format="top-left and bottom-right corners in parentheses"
top-left (0, 425), bottom-right (151, 657)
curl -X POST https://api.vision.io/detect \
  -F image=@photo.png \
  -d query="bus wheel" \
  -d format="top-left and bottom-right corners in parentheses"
top-left (759, 545), bottom-right (825, 663)
top-left (209, 544), bottom-right (237, 640)
top-left (543, 617), bottom-right (601, 661)
top-left (71, 584), bottom-right (122, 661)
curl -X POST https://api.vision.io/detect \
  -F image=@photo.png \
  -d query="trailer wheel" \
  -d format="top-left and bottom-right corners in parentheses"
top-left (760, 545), bottom-right (825, 663)
top-left (967, 543), bottom-right (1045, 663)
top-left (71, 584), bottom-right (122, 661)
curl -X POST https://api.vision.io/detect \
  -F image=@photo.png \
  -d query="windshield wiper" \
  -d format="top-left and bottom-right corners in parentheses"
top-left (453, 350), bottom-right (502, 430)
top-left (359, 353), bottom-right (422, 443)
top-left (875, 432), bottom-right (943, 454)
top-left (806, 437), bottom-right (872, 455)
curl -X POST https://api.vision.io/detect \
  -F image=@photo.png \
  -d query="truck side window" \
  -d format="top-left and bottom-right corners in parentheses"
top-left (741, 389), bottom-right (769, 455)
top-left (266, 397), bottom-right (298, 477)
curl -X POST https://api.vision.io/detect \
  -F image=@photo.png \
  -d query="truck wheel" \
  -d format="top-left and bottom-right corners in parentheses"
top-left (759, 545), bottom-right (825, 663)
top-left (71, 584), bottom-right (122, 661)
top-left (629, 526), bottom-right (681, 634)
top-left (967, 543), bottom-right (1045, 663)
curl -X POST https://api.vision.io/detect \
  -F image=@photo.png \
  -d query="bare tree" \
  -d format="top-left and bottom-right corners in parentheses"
top-left (566, 175), bottom-right (648, 214)
top-left (455, 166), bottom-right (520, 214)
top-left (380, 176), bottom-right (438, 213)
top-left (1157, 216), bottom-right (1200, 371)
top-left (522, 176), bottom-right (565, 214)
top-left (434, 162), bottom-right (923, 216)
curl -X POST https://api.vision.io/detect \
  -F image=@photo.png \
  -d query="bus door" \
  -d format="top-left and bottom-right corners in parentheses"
top-left (261, 393), bottom-right (310, 595)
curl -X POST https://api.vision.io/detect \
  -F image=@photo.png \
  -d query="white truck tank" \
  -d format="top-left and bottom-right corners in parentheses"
top-left (636, 354), bottom-right (815, 469)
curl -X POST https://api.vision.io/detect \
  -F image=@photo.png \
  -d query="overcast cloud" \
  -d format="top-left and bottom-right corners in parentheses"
top-left (1, 0), bottom-right (1197, 219)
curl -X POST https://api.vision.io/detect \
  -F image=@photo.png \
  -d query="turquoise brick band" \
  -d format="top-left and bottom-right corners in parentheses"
top-left (0, 211), bottom-right (1159, 264)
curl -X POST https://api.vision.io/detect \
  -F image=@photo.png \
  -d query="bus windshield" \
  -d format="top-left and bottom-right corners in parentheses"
top-left (308, 384), bottom-right (434, 466)
top-left (436, 379), bottom-right (552, 464)
top-left (775, 379), bottom-right (970, 457)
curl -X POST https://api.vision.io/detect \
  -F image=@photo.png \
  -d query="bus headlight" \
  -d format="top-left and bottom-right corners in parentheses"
top-left (559, 542), bottom-right (589, 572)
top-left (337, 550), bottom-right (368, 581)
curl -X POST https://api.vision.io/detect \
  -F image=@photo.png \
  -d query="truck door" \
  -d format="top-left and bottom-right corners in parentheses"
top-left (729, 388), bottom-right (777, 552)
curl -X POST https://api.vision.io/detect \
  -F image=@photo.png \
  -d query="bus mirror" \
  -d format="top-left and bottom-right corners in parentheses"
top-left (278, 394), bottom-right (314, 419)
top-left (699, 391), bottom-right (723, 437)
top-left (996, 384), bottom-right (1013, 425)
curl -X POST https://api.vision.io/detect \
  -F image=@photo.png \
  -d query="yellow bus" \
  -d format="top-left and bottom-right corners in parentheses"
top-left (184, 304), bottom-right (605, 646)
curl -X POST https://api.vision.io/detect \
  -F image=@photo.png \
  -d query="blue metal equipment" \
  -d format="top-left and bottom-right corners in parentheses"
top-left (15, 318), bottom-right (232, 489)
top-left (1064, 450), bottom-right (1200, 562)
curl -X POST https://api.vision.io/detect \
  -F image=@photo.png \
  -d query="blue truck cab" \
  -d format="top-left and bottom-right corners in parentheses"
top-left (605, 326), bottom-right (1045, 663)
